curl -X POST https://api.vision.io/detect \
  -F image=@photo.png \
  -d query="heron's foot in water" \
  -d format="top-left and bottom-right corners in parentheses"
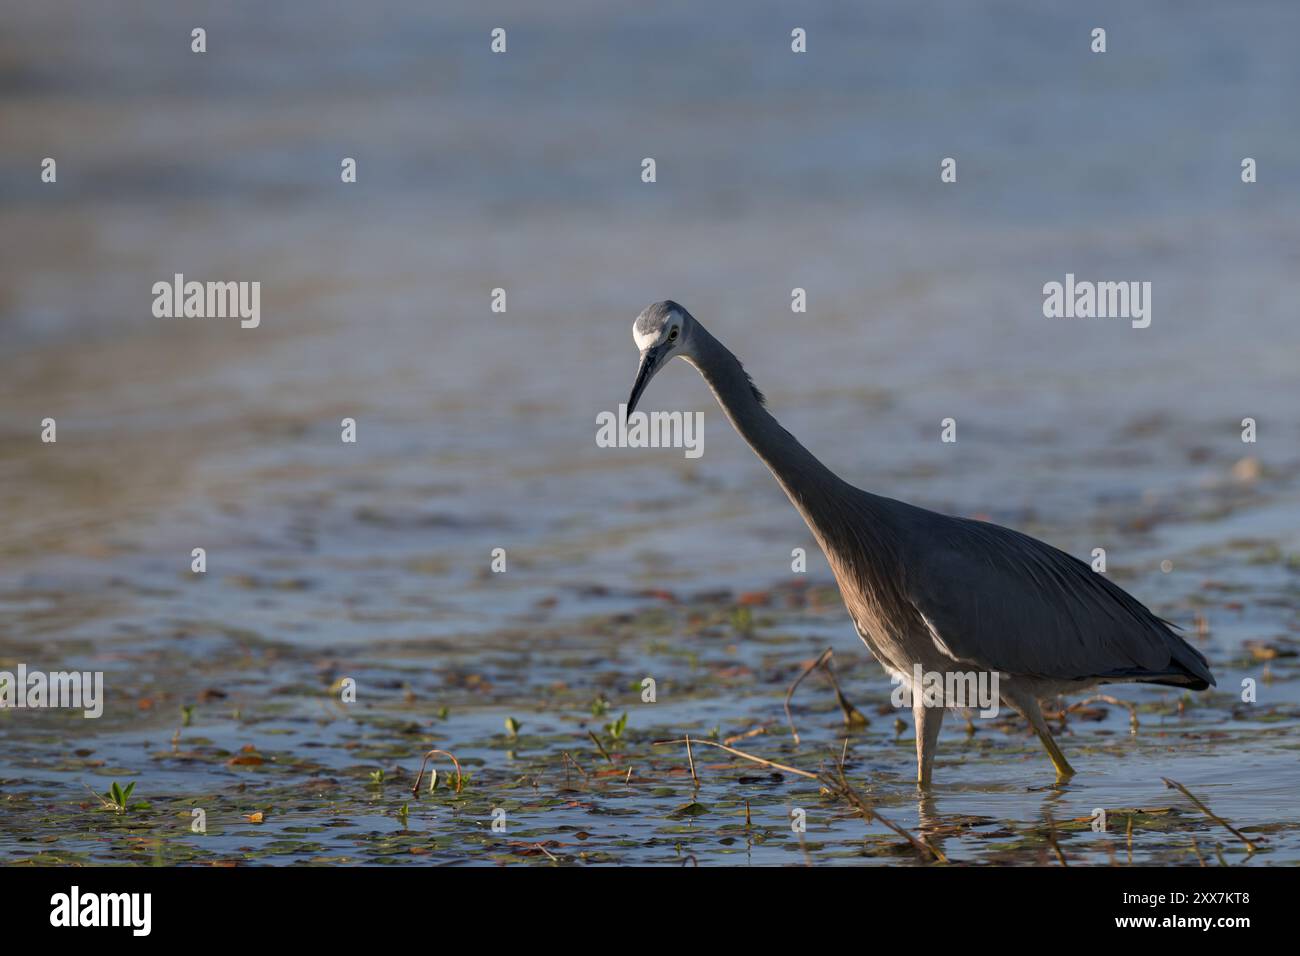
top-left (1034, 726), bottom-right (1077, 782)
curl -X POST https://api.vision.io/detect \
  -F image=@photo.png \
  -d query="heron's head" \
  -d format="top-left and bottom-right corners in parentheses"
top-left (626, 300), bottom-right (695, 414)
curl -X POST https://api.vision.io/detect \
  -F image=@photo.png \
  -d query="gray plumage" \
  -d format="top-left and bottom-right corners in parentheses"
top-left (625, 300), bottom-right (1214, 785)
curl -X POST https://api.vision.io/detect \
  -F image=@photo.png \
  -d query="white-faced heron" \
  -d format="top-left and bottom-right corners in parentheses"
top-left (625, 300), bottom-right (1214, 786)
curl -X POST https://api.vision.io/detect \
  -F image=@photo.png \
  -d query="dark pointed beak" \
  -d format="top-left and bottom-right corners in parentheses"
top-left (626, 347), bottom-right (659, 416)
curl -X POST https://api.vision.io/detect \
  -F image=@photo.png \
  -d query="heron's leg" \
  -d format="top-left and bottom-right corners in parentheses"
top-left (913, 699), bottom-right (945, 788)
top-left (1023, 698), bottom-right (1076, 781)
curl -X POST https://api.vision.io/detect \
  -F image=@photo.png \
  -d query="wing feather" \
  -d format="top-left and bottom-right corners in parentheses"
top-left (896, 514), bottom-right (1213, 687)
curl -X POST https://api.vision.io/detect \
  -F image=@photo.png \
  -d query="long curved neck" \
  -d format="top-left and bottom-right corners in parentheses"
top-left (687, 325), bottom-right (851, 530)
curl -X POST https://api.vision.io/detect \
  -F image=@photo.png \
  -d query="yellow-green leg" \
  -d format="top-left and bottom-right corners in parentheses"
top-left (1009, 691), bottom-right (1077, 782)
top-left (1032, 723), bottom-right (1077, 781)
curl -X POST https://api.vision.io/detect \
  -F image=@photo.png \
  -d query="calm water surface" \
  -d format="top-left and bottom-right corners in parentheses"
top-left (1, 1), bottom-right (1297, 864)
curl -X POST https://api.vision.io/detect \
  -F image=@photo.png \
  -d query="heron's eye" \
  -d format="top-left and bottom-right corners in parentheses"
top-left (668, 327), bottom-right (679, 341)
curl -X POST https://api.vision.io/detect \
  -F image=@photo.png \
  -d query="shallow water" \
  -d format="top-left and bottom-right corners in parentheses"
top-left (1, 0), bottom-right (1299, 865)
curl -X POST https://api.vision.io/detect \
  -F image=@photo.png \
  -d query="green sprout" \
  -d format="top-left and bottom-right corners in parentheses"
top-left (100, 780), bottom-right (137, 814)
top-left (605, 712), bottom-right (629, 741)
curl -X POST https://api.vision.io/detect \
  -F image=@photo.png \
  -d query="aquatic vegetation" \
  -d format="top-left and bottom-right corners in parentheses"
top-left (0, 589), bottom-right (1282, 867)
top-left (93, 780), bottom-right (143, 815)
top-left (604, 712), bottom-right (629, 742)
top-left (0, 527), bottom-right (1295, 866)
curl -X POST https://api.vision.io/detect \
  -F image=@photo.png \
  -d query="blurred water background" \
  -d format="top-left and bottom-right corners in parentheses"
top-left (1, 1), bottom-right (1298, 864)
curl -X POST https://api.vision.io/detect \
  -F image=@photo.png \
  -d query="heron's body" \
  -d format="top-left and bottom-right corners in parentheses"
top-left (626, 300), bottom-right (1214, 786)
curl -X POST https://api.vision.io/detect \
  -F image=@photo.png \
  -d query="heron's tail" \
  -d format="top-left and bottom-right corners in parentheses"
top-left (1100, 629), bottom-right (1215, 691)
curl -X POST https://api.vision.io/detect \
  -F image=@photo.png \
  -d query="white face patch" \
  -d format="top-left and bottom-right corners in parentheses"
top-left (632, 326), bottom-right (657, 351)
top-left (632, 323), bottom-right (659, 352)
top-left (632, 312), bottom-right (677, 352)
